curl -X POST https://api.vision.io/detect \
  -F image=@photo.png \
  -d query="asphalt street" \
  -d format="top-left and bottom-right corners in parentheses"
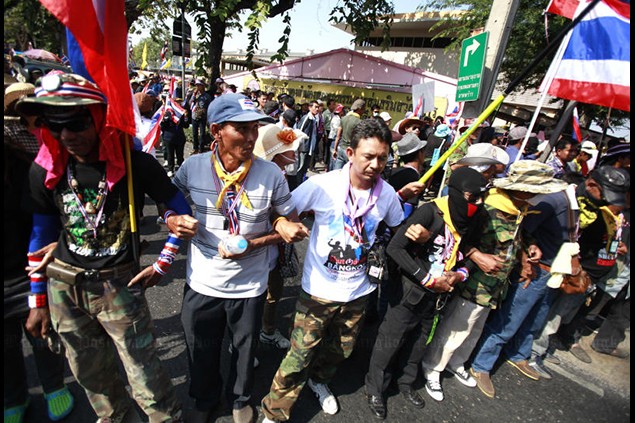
top-left (20, 158), bottom-right (630, 423)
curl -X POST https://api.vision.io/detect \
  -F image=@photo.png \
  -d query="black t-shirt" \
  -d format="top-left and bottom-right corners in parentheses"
top-left (4, 146), bottom-right (34, 318)
top-left (27, 151), bottom-right (178, 269)
top-left (388, 166), bottom-right (421, 207)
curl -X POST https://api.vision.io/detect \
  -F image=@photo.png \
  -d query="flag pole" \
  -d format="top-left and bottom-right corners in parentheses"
top-left (417, 0), bottom-right (603, 185)
top-left (124, 134), bottom-right (141, 272)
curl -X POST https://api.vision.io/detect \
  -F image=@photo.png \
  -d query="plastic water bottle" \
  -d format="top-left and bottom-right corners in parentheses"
top-left (223, 235), bottom-right (248, 254)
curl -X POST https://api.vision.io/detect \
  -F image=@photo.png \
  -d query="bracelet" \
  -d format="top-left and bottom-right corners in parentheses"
top-left (163, 209), bottom-right (176, 223)
top-left (28, 294), bottom-right (47, 309)
top-left (272, 216), bottom-right (288, 230)
top-left (457, 267), bottom-right (469, 282)
top-left (153, 233), bottom-right (182, 275)
top-left (397, 190), bottom-right (407, 202)
top-left (426, 278), bottom-right (437, 289)
top-left (28, 255), bottom-right (48, 294)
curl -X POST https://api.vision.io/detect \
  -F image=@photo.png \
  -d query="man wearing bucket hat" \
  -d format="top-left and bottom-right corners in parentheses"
top-left (469, 161), bottom-right (590, 397)
top-left (16, 72), bottom-right (195, 422)
top-left (172, 93), bottom-right (309, 423)
top-left (551, 165), bottom-right (630, 363)
top-left (422, 160), bottom-right (568, 402)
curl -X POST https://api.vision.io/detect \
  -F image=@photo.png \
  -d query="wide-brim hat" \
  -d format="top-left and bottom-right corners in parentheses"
top-left (398, 117), bottom-right (423, 135)
top-left (580, 140), bottom-right (598, 155)
top-left (5, 82), bottom-right (35, 112)
top-left (396, 133), bottom-right (427, 156)
top-left (458, 143), bottom-right (510, 166)
top-left (254, 124), bottom-right (307, 161)
top-left (492, 160), bottom-right (568, 194)
top-left (434, 124), bottom-right (451, 138)
top-left (207, 93), bottom-right (275, 125)
top-left (15, 73), bottom-right (106, 116)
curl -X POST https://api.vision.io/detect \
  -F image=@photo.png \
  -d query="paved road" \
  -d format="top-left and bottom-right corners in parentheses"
top-left (21, 155), bottom-right (630, 423)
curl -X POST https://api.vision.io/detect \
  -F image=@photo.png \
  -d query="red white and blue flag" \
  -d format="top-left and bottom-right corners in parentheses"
top-left (572, 107), bottom-right (583, 140)
top-left (541, 0), bottom-right (630, 112)
top-left (165, 76), bottom-right (186, 124)
top-left (142, 106), bottom-right (166, 153)
top-left (161, 40), bottom-right (168, 61)
top-left (39, 0), bottom-right (136, 136)
top-left (445, 101), bottom-right (464, 128)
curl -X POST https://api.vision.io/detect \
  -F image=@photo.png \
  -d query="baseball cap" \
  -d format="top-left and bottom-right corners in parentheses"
top-left (508, 126), bottom-right (528, 141)
top-left (580, 140), bottom-right (597, 154)
top-left (590, 166), bottom-right (630, 206)
top-left (207, 93), bottom-right (275, 125)
top-left (379, 111), bottom-right (392, 123)
top-left (351, 98), bottom-right (365, 111)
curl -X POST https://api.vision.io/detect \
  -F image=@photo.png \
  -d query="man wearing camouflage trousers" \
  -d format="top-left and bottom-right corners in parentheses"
top-left (18, 73), bottom-right (196, 422)
top-left (261, 119), bottom-right (403, 422)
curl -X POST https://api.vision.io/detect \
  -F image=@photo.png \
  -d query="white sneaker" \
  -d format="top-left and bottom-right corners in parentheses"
top-left (167, 170), bottom-right (174, 178)
top-left (260, 329), bottom-right (291, 349)
top-left (164, 160), bottom-right (169, 167)
top-left (425, 379), bottom-right (444, 402)
top-left (449, 366), bottom-right (477, 388)
top-left (262, 417), bottom-right (278, 423)
top-left (307, 378), bottom-right (339, 415)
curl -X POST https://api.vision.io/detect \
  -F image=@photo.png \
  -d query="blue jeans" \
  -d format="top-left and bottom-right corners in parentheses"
top-left (471, 267), bottom-right (554, 373)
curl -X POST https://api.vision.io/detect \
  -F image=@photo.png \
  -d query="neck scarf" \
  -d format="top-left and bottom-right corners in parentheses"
top-left (212, 141), bottom-right (253, 211)
top-left (340, 162), bottom-right (383, 243)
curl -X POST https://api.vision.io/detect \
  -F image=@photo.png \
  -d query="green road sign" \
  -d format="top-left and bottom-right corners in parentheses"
top-left (455, 32), bottom-right (488, 102)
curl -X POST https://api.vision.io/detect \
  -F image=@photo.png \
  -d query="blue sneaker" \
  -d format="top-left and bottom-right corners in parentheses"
top-left (44, 386), bottom-right (74, 421)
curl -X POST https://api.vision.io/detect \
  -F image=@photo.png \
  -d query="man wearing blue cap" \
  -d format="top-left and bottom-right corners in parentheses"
top-left (172, 93), bottom-right (309, 423)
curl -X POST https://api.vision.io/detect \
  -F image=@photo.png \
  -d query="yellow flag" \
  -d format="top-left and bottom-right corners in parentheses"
top-left (141, 42), bottom-right (148, 70)
top-left (161, 58), bottom-right (171, 70)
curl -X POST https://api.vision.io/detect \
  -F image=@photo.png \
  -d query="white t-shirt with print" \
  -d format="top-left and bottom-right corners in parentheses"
top-left (292, 170), bottom-right (403, 302)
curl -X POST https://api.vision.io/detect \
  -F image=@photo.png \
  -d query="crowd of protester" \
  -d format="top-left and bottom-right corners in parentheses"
top-left (3, 54), bottom-right (630, 423)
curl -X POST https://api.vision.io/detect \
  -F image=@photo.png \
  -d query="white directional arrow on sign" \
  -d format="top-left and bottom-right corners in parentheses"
top-left (463, 38), bottom-right (481, 67)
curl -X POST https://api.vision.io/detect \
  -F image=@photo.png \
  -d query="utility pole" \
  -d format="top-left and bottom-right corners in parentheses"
top-left (462, 0), bottom-right (521, 119)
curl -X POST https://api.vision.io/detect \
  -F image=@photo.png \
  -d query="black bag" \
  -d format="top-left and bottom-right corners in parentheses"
top-left (278, 242), bottom-right (300, 278)
top-left (366, 241), bottom-right (388, 284)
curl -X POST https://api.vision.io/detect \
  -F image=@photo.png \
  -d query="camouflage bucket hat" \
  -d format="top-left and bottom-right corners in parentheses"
top-left (15, 72), bottom-right (106, 116)
top-left (492, 160), bottom-right (568, 194)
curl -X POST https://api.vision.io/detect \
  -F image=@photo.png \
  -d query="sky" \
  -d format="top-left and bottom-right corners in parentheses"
top-left (171, 0), bottom-right (419, 54)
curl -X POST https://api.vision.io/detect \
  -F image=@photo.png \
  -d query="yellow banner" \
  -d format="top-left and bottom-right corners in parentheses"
top-left (250, 78), bottom-right (449, 119)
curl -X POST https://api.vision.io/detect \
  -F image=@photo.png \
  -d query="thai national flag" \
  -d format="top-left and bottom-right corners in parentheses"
top-left (142, 106), bottom-right (166, 153)
top-left (572, 107), bottom-right (583, 141)
top-left (160, 40), bottom-right (168, 61)
top-left (39, 0), bottom-right (136, 136)
top-left (445, 101), bottom-right (464, 128)
top-left (541, 0), bottom-right (630, 112)
top-left (165, 76), bottom-right (186, 124)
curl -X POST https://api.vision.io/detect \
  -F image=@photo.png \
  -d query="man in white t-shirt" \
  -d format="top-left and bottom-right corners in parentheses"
top-left (173, 93), bottom-right (309, 423)
top-left (261, 119), bottom-right (404, 422)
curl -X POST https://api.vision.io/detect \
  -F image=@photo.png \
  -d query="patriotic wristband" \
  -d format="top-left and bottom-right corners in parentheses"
top-left (153, 233), bottom-right (182, 276)
top-left (28, 294), bottom-right (47, 309)
top-left (163, 209), bottom-right (176, 224)
top-left (457, 267), bottom-right (469, 282)
top-left (28, 255), bottom-right (48, 293)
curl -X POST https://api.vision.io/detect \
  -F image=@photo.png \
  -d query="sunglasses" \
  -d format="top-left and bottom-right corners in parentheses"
top-left (43, 115), bottom-right (93, 133)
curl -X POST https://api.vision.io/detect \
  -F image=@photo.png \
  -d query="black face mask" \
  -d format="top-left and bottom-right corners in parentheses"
top-left (447, 167), bottom-right (487, 235)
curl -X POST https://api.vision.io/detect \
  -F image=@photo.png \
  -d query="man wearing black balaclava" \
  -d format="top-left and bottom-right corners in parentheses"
top-left (364, 167), bottom-right (487, 420)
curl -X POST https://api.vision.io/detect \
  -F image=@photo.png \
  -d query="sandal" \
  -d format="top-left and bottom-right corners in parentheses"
top-left (44, 386), bottom-right (74, 421)
top-left (4, 398), bottom-right (30, 423)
